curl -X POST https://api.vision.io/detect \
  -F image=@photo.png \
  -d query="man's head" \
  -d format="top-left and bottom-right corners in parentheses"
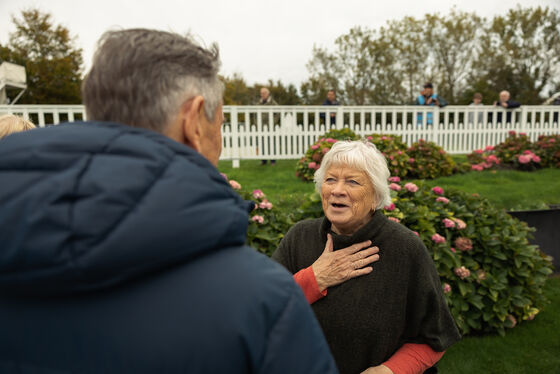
top-left (423, 82), bottom-right (433, 96)
top-left (82, 29), bottom-right (224, 165)
top-left (327, 90), bottom-right (336, 102)
top-left (499, 90), bottom-right (510, 103)
top-left (260, 87), bottom-right (270, 101)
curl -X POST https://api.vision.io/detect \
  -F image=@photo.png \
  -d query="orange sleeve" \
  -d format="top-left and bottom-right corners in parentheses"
top-left (293, 266), bottom-right (327, 304)
top-left (382, 343), bottom-right (444, 374)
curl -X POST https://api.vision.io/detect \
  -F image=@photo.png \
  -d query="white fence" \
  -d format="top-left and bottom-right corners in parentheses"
top-left (2, 105), bottom-right (559, 162)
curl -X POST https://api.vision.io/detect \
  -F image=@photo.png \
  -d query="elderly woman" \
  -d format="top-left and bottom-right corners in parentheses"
top-left (273, 140), bottom-right (461, 374)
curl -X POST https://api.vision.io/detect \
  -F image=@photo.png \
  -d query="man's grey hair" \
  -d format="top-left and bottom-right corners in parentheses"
top-left (82, 28), bottom-right (224, 132)
top-left (314, 140), bottom-right (392, 209)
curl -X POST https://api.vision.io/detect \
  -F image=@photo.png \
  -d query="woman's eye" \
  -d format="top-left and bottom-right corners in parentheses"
top-left (325, 177), bottom-right (335, 183)
top-left (348, 180), bottom-right (360, 185)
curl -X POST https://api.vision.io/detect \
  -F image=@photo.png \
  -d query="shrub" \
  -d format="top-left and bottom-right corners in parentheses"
top-left (296, 128), bottom-right (359, 181)
top-left (223, 176), bottom-right (293, 257)
top-left (407, 139), bottom-right (456, 179)
top-left (297, 182), bottom-right (553, 336)
top-left (535, 134), bottom-right (560, 168)
top-left (365, 134), bottom-right (411, 178)
top-left (493, 131), bottom-right (533, 165)
top-left (467, 131), bottom-right (560, 172)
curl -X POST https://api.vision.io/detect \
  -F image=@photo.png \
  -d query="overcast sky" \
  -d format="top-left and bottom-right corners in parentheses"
top-left (1, 0), bottom-right (558, 87)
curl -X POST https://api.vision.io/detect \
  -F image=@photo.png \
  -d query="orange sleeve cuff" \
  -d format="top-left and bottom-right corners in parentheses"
top-left (383, 343), bottom-right (444, 374)
top-left (293, 266), bottom-right (327, 304)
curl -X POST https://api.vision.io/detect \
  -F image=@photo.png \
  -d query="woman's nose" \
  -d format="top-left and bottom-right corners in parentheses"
top-left (331, 181), bottom-right (346, 195)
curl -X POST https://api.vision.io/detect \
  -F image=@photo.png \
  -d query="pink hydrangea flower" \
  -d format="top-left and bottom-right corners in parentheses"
top-left (252, 189), bottom-right (264, 199)
top-left (315, 163), bottom-right (321, 170)
top-left (381, 136), bottom-right (388, 141)
top-left (450, 247), bottom-right (456, 253)
top-left (506, 314), bottom-right (517, 328)
top-left (326, 138), bottom-right (337, 143)
top-left (432, 233), bottom-right (446, 244)
top-left (322, 147), bottom-right (330, 154)
top-left (384, 203), bottom-right (396, 211)
top-left (487, 155), bottom-right (499, 164)
top-left (388, 176), bottom-right (401, 183)
top-left (519, 132), bottom-right (527, 136)
top-left (436, 196), bottom-right (450, 204)
top-left (442, 218), bottom-right (455, 228)
top-left (408, 158), bottom-right (415, 164)
top-left (454, 266), bottom-right (470, 279)
top-left (471, 164), bottom-right (484, 171)
top-left (251, 215), bottom-right (264, 224)
top-left (308, 161), bottom-right (317, 169)
top-left (258, 200), bottom-right (273, 210)
top-left (229, 180), bottom-right (241, 190)
top-left (518, 154), bottom-right (531, 164)
top-left (485, 145), bottom-right (495, 151)
top-left (455, 237), bottom-right (473, 251)
top-left (367, 136), bottom-right (373, 141)
top-left (508, 130), bottom-right (516, 136)
top-left (389, 183), bottom-right (402, 191)
top-left (532, 155), bottom-right (541, 163)
top-left (454, 218), bottom-right (467, 230)
top-left (388, 217), bottom-right (401, 223)
top-left (549, 138), bottom-right (556, 143)
top-left (397, 150), bottom-right (403, 155)
top-left (523, 150), bottom-right (532, 155)
top-left (474, 149), bottom-right (484, 154)
top-left (389, 155), bottom-right (394, 160)
top-left (404, 183), bottom-right (418, 192)
top-left (311, 144), bottom-right (320, 150)
top-left (443, 283), bottom-right (451, 294)
top-left (432, 186), bottom-right (444, 195)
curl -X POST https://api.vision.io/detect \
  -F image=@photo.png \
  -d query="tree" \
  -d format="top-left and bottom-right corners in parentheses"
top-left (471, 6), bottom-right (560, 104)
top-left (424, 9), bottom-right (482, 103)
top-left (0, 9), bottom-right (83, 104)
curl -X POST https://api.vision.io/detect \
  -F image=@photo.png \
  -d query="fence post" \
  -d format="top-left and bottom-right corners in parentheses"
top-left (231, 107), bottom-right (240, 168)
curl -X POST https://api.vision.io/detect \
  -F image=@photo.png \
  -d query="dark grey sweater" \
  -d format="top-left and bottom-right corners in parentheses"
top-left (272, 211), bottom-right (461, 374)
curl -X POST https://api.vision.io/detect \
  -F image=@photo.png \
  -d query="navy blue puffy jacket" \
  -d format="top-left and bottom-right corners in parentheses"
top-left (0, 122), bottom-right (338, 374)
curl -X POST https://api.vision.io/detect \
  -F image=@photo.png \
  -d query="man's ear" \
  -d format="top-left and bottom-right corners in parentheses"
top-left (179, 96), bottom-right (205, 151)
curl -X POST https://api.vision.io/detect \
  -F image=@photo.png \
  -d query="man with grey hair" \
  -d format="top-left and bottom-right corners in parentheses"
top-left (0, 29), bottom-right (338, 374)
top-left (490, 90), bottom-right (521, 124)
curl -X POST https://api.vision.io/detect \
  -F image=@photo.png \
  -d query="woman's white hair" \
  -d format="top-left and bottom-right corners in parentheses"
top-left (313, 140), bottom-right (392, 209)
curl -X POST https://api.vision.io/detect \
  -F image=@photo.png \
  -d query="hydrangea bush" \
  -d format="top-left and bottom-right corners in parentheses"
top-left (297, 130), bottom-right (458, 181)
top-left (223, 175), bottom-right (293, 257)
top-left (407, 139), bottom-right (457, 179)
top-left (296, 128), bottom-right (359, 181)
top-left (467, 132), bottom-right (560, 172)
top-left (297, 180), bottom-right (553, 336)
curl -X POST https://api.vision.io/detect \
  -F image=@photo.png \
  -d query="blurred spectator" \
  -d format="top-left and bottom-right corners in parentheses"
top-left (0, 114), bottom-right (36, 139)
top-left (257, 87), bottom-right (278, 165)
top-left (416, 82), bottom-right (448, 126)
top-left (489, 90), bottom-right (520, 124)
top-left (321, 89), bottom-right (339, 125)
top-left (468, 92), bottom-right (484, 124)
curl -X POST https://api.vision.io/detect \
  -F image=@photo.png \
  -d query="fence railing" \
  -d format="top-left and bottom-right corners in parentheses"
top-left (2, 105), bottom-right (559, 165)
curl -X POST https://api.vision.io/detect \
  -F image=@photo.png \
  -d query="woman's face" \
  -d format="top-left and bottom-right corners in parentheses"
top-left (321, 164), bottom-right (377, 235)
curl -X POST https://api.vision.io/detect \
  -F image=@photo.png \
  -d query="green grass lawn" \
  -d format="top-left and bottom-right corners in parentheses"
top-left (219, 159), bottom-right (560, 212)
top-left (439, 276), bottom-right (560, 374)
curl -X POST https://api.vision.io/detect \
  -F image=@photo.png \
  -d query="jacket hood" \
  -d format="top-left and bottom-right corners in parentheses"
top-left (0, 122), bottom-right (250, 296)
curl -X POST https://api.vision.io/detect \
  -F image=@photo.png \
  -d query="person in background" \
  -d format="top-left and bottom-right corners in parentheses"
top-left (322, 89), bottom-right (340, 125)
top-left (467, 92), bottom-right (484, 124)
top-left (489, 90), bottom-right (521, 124)
top-left (0, 114), bottom-right (35, 139)
top-left (273, 140), bottom-right (461, 374)
top-left (416, 82), bottom-right (448, 126)
top-left (257, 87), bottom-right (278, 165)
top-left (0, 28), bottom-right (338, 374)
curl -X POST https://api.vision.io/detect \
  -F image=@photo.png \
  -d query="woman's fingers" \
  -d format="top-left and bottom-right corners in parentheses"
top-left (342, 240), bottom-right (372, 255)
